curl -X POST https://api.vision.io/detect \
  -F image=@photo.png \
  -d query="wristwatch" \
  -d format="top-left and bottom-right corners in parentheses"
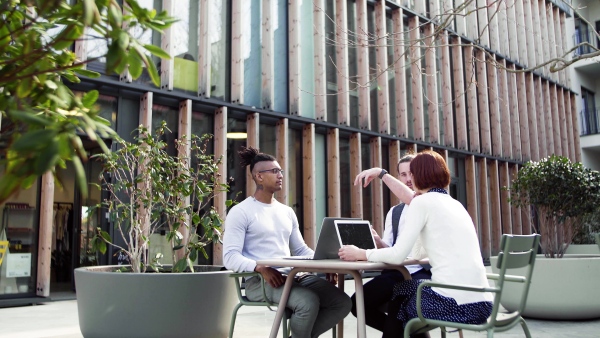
top-left (378, 169), bottom-right (388, 179)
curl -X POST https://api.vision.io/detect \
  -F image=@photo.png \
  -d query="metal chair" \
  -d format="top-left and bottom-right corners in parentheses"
top-left (228, 272), bottom-right (291, 338)
top-left (404, 234), bottom-right (541, 338)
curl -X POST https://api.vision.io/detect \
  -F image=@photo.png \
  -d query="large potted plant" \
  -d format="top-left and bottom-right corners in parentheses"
top-left (74, 122), bottom-right (237, 338)
top-left (497, 155), bottom-right (600, 320)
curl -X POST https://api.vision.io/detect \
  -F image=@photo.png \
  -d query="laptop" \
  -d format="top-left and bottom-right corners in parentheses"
top-left (284, 217), bottom-right (374, 260)
top-left (333, 219), bottom-right (377, 250)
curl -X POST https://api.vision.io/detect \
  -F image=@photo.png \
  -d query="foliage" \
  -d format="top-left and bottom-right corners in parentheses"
top-left (573, 209), bottom-right (600, 245)
top-left (508, 155), bottom-right (600, 258)
top-left (0, 0), bottom-right (176, 203)
top-left (91, 122), bottom-right (231, 273)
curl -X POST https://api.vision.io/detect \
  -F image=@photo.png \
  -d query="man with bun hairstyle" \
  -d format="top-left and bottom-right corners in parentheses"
top-left (223, 146), bottom-right (351, 338)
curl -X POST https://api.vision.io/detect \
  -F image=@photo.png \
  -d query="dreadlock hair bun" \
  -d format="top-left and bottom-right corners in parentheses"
top-left (238, 146), bottom-right (276, 172)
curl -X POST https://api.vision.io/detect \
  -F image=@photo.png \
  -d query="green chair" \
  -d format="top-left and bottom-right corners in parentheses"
top-left (404, 234), bottom-right (541, 338)
top-left (595, 233), bottom-right (600, 250)
top-left (228, 272), bottom-right (291, 338)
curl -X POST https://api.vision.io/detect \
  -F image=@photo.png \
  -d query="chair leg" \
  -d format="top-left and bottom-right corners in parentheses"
top-left (228, 304), bottom-right (243, 338)
top-left (520, 317), bottom-right (532, 338)
top-left (281, 315), bottom-right (288, 338)
top-left (440, 328), bottom-right (446, 338)
top-left (487, 329), bottom-right (494, 338)
top-left (458, 329), bottom-right (464, 338)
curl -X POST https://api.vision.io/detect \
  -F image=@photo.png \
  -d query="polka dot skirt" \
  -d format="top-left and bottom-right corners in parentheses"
top-left (392, 279), bottom-right (493, 327)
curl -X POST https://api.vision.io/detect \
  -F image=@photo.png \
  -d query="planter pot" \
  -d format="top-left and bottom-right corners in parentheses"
top-left (565, 244), bottom-right (600, 255)
top-left (75, 265), bottom-right (237, 338)
top-left (490, 254), bottom-right (600, 320)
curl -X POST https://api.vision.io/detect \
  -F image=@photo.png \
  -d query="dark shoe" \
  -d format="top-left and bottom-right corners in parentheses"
top-left (410, 333), bottom-right (431, 338)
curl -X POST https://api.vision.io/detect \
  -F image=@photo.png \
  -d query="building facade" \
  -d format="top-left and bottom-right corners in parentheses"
top-left (570, 0), bottom-right (600, 170)
top-left (0, 0), bottom-right (580, 304)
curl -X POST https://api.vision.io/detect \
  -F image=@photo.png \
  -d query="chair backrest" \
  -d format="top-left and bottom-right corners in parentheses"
top-left (493, 234), bottom-right (541, 318)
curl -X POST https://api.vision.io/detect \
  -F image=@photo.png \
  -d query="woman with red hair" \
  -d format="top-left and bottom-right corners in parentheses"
top-left (339, 150), bottom-right (492, 337)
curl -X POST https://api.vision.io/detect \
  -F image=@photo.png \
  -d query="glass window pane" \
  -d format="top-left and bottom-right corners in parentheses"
top-left (347, 0), bottom-right (359, 128)
top-left (259, 124), bottom-right (276, 156)
top-left (288, 129), bottom-right (304, 232)
top-left (387, 15), bottom-right (397, 136)
top-left (242, 0), bottom-right (262, 107)
top-left (209, 0), bottom-right (230, 101)
top-left (0, 181), bottom-right (39, 297)
top-left (368, 6), bottom-right (378, 132)
top-left (172, 0), bottom-right (200, 93)
top-left (340, 137), bottom-right (351, 217)
top-left (151, 105), bottom-right (179, 156)
top-left (273, 0), bottom-right (288, 112)
top-left (299, 0), bottom-right (315, 118)
top-left (325, 0), bottom-right (338, 123)
top-left (226, 118), bottom-right (247, 203)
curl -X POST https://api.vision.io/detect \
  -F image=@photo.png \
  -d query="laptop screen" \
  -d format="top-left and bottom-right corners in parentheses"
top-left (333, 220), bottom-right (376, 250)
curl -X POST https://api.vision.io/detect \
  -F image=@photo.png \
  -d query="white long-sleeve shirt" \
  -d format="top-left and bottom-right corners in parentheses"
top-left (367, 192), bottom-right (492, 305)
top-left (223, 197), bottom-right (313, 273)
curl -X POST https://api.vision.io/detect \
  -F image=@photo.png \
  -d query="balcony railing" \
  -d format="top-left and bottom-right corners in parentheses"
top-left (549, 0), bottom-right (572, 16)
top-left (573, 29), bottom-right (600, 57)
top-left (580, 108), bottom-right (600, 136)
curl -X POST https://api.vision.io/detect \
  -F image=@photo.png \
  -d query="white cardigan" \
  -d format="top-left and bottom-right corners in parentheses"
top-left (366, 192), bottom-right (493, 305)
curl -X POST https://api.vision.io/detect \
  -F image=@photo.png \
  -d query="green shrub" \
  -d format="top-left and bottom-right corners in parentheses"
top-left (509, 155), bottom-right (600, 258)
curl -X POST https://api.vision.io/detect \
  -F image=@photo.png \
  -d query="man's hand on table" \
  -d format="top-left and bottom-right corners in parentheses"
top-left (338, 245), bottom-right (368, 261)
top-left (255, 265), bottom-right (286, 288)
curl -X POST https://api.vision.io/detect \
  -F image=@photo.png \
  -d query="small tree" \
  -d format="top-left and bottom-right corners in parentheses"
top-left (509, 155), bottom-right (600, 258)
top-left (0, 1), bottom-right (175, 204)
top-left (92, 122), bottom-right (230, 273)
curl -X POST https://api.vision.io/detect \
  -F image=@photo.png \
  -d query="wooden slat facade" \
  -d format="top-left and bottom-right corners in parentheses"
top-left (375, 0), bottom-right (390, 134)
top-left (275, 119), bottom-right (289, 204)
top-left (36, 172), bottom-right (54, 297)
top-left (213, 106), bottom-right (227, 265)
top-left (424, 23), bottom-right (439, 144)
top-left (302, 124), bottom-right (317, 248)
top-left (451, 37), bottom-right (468, 150)
top-left (261, 0), bottom-right (274, 110)
top-left (393, 7), bottom-right (408, 138)
top-left (370, 137), bottom-right (384, 235)
top-left (314, 0), bottom-right (327, 120)
top-left (245, 113), bottom-right (259, 197)
top-left (439, 31), bottom-right (454, 147)
top-left (464, 45), bottom-right (480, 153)
top-left (336, 0), bottom-right (350, 125)
top-left (327, 128), bottom-right (341, 217)
top-left (350, 133), bottom-right (363, 218)
top-left (409, 16), bottom-right (424, 141)
top-left (23, 1), bottom-right (586, 286)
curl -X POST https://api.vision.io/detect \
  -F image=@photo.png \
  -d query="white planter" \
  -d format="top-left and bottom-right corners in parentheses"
top-left (565, 244), bottom-right (600, 255)
top-left (75, 265), bottom-right (237, 338)
top-left (490, 254), bottom-right (600, 320)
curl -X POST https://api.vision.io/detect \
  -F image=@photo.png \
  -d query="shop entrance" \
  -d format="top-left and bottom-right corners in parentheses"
top-left (49, 144), bottom-right (104, 300)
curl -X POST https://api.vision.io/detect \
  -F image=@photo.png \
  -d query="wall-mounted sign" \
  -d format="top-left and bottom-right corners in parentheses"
top-left (6, 253), bottom-right (31, 278)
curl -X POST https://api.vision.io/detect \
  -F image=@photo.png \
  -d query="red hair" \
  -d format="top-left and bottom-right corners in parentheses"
top-left (410, 150), bottom-right (450, 190)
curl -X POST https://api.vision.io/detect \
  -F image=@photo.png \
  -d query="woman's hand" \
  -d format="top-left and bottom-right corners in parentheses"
top-left (338, 245), bottom-right (368, 261)
top-left (353, 168), bottom-right (382, 188)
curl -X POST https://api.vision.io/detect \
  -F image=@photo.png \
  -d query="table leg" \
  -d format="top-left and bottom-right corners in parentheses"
top-left (337, 273), bottom-right (345, 338)
top-left (268, 268), bottom-right (300, 338)
top-left (348, 270), bottom-right (366, 338)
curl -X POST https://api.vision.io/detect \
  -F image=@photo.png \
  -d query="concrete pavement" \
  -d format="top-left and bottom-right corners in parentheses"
top-left (1, 278), bottom-right (599, 338)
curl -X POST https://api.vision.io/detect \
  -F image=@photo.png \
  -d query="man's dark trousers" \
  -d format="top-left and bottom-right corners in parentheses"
top-left (350, 268), bottom-right (432, 332)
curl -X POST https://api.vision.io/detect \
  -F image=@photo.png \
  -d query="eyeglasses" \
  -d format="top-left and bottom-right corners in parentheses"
top-left (258, 168), bottom-right (284, 175)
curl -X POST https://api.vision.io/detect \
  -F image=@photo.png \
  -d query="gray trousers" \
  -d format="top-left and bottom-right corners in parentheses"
top-left (245, 274), bottom-right (352, 338)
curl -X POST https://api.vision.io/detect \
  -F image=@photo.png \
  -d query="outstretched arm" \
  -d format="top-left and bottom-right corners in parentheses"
top-left (354, 168), bottom-right (414, 205)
